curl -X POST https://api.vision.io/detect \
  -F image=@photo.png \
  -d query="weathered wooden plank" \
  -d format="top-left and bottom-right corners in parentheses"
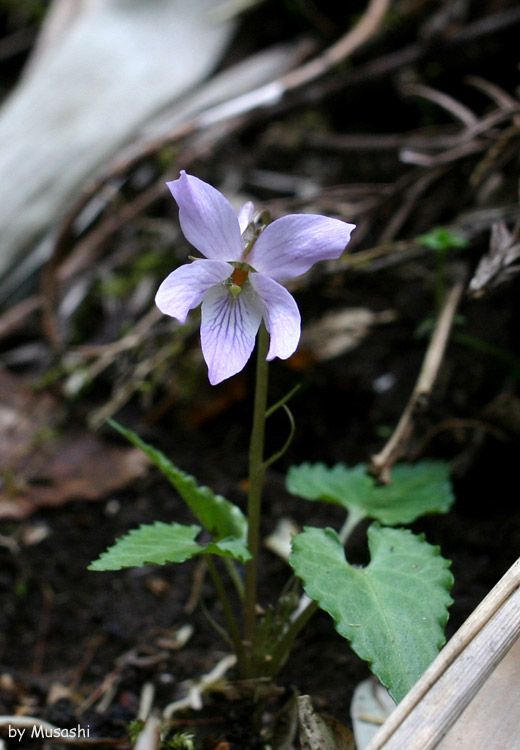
top-left (366, 558), bottom-right (520, 750)
top-left (437, 635), bottom-right (520, 749)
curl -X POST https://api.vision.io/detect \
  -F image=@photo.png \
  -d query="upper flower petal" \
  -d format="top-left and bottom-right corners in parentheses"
top-left (237, 201), bottom-right (255, 234)
top-left (200, 284), bottom-right (263, 385)
top-left (167, 171), bottom-right (244, 261)
top-left (249, 273), bottom-right (301, 361)
top-left (155, 259), bottom-right (232, 323)
top-left (247, 214), bottom-right (356, 280)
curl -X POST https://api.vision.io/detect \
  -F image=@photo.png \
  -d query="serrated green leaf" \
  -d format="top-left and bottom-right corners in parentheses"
top-left (89, 522), bottom-right (203, 570)
top-left (204, 537), bottom-right (251, 562)
top-left (290, 524), bottom-right (453, 702)
top-left (108, 420), bottom-right (247, 542)
top-left (286, 461), bottom-right (454, 525)
top-left (89, 521), bottom-right (251, 571)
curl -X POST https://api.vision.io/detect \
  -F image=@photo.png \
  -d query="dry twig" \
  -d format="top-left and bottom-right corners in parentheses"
top-left (370, 278), bottom-right (466, 482)
top-left (46, 0), bottom-right (391, 261)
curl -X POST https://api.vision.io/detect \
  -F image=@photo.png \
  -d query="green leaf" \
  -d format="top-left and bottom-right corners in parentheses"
top-left (89, 522), bottom-right (203, 570)
top-left (417, 227), bottom-right (468, 252)
top-left (204, 537), bottom-right (252, 561)
top-left (286, 461), bottom-right (454, 525)
top-left (290, 524), bottom-right (453, 702)
top-left (89, 521), bottom-right (251, 571)
top-left (108, 419), bottom-right (247, 543)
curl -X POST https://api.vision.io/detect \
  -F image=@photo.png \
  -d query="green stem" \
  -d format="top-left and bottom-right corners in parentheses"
top-left (224, 558), bottom-right (244, 599)
top-left (265, 383), bottom-right (301, 418)
top-left (339, 509), bottom-right (365, 545)
top-left (269, 512), bottom-right (365, 678)
top-left (243, 324), bottom-right (270, 664)
top-left (268, 598), bottom-right (318, 678)
top-left (434, 249), bottom-right (447, 313)
top-left (453, 331), bottom-right (520, 380)
top-left (263, 405), bottom-right (295, 470)
top-left (205, 555), bottom-right (246, 671)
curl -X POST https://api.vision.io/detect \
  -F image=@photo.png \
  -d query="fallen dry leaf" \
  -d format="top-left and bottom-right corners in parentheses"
top-left (298, 694), bottom-right (355, 750)
top-left (0, 368), bottom-right (149, 519)
top-left (469, 219), bottom-right (520, 297)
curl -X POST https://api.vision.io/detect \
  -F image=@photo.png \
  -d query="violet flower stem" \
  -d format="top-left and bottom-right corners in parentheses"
top-left (205, 555), bottom-right (246, 671)
top-left (224, 557), bottom-right (245, 599)
top-left (243, 323), bottom-right (270, 665)
top-left (268, 512), bottom-right (365, 678)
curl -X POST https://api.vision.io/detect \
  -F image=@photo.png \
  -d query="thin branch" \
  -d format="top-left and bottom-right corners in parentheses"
top-left (279, 0), bottom-right (391, 92)
top-left (400, 83), bottom-right (479, 128)
top-left (47, 0), bottom-right (390, 261)
top-left (43, 3), bottom-right (520, 282)
top-left (369, 278), bottom-right (466, 483)
top-left (464, 75), bottom-right (519, 111)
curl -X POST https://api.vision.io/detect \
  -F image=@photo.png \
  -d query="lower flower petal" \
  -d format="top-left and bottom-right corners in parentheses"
top-left (201, 284), bottom-right (263, 385)
top-left (249, 273), bottom-right (301, 361)
top-left (155, 259), bottom-right (232, 323)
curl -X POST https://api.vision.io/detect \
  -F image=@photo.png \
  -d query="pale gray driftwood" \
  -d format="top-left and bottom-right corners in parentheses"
top-left (0, 0), bottom-right (236, 280)
top-left (22, 0), bottom-right (106, 76)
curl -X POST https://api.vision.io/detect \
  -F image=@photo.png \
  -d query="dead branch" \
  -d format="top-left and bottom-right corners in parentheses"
top-left (369, 278), bottom-right (466, 483)
top-left (400, 83), bottom-right (479, 128)
top-left (44, 2), bottom-right (520, 277)
top-left (46, 0), bottom-right (391, 262)
top-left (379, 167), bottom-right (449, 242)
top-left (280, 0), bottom-right (391, 91)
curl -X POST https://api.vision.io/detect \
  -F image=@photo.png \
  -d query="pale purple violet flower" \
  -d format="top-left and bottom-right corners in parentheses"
top-left (155, 171), bottom-right (356, 385)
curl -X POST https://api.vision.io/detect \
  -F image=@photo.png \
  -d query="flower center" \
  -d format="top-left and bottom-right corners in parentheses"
top-left (228, 265), bottom-right (250, 299)
top-left (231, 267), bottom-right (248, 286)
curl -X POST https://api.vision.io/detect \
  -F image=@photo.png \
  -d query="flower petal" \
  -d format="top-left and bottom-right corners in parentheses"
top-left (237, 201), bottom-right (255, 234)
top-left (249, 273), bottom-right (301, 361)
top-left (247, 214), bottom-right (356, 280)
top-left (200, 284), bottom-right (263, 385)
top-left (155, 259), bottom-right (232, 323)
top-left (167, 171), bottom-right (243, 261)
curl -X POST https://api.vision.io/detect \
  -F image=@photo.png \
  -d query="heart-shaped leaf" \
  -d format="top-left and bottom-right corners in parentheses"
top-left (286, 461), bottom-right (454, 525)
top-left (290, 524), bottom-right (453, 702)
